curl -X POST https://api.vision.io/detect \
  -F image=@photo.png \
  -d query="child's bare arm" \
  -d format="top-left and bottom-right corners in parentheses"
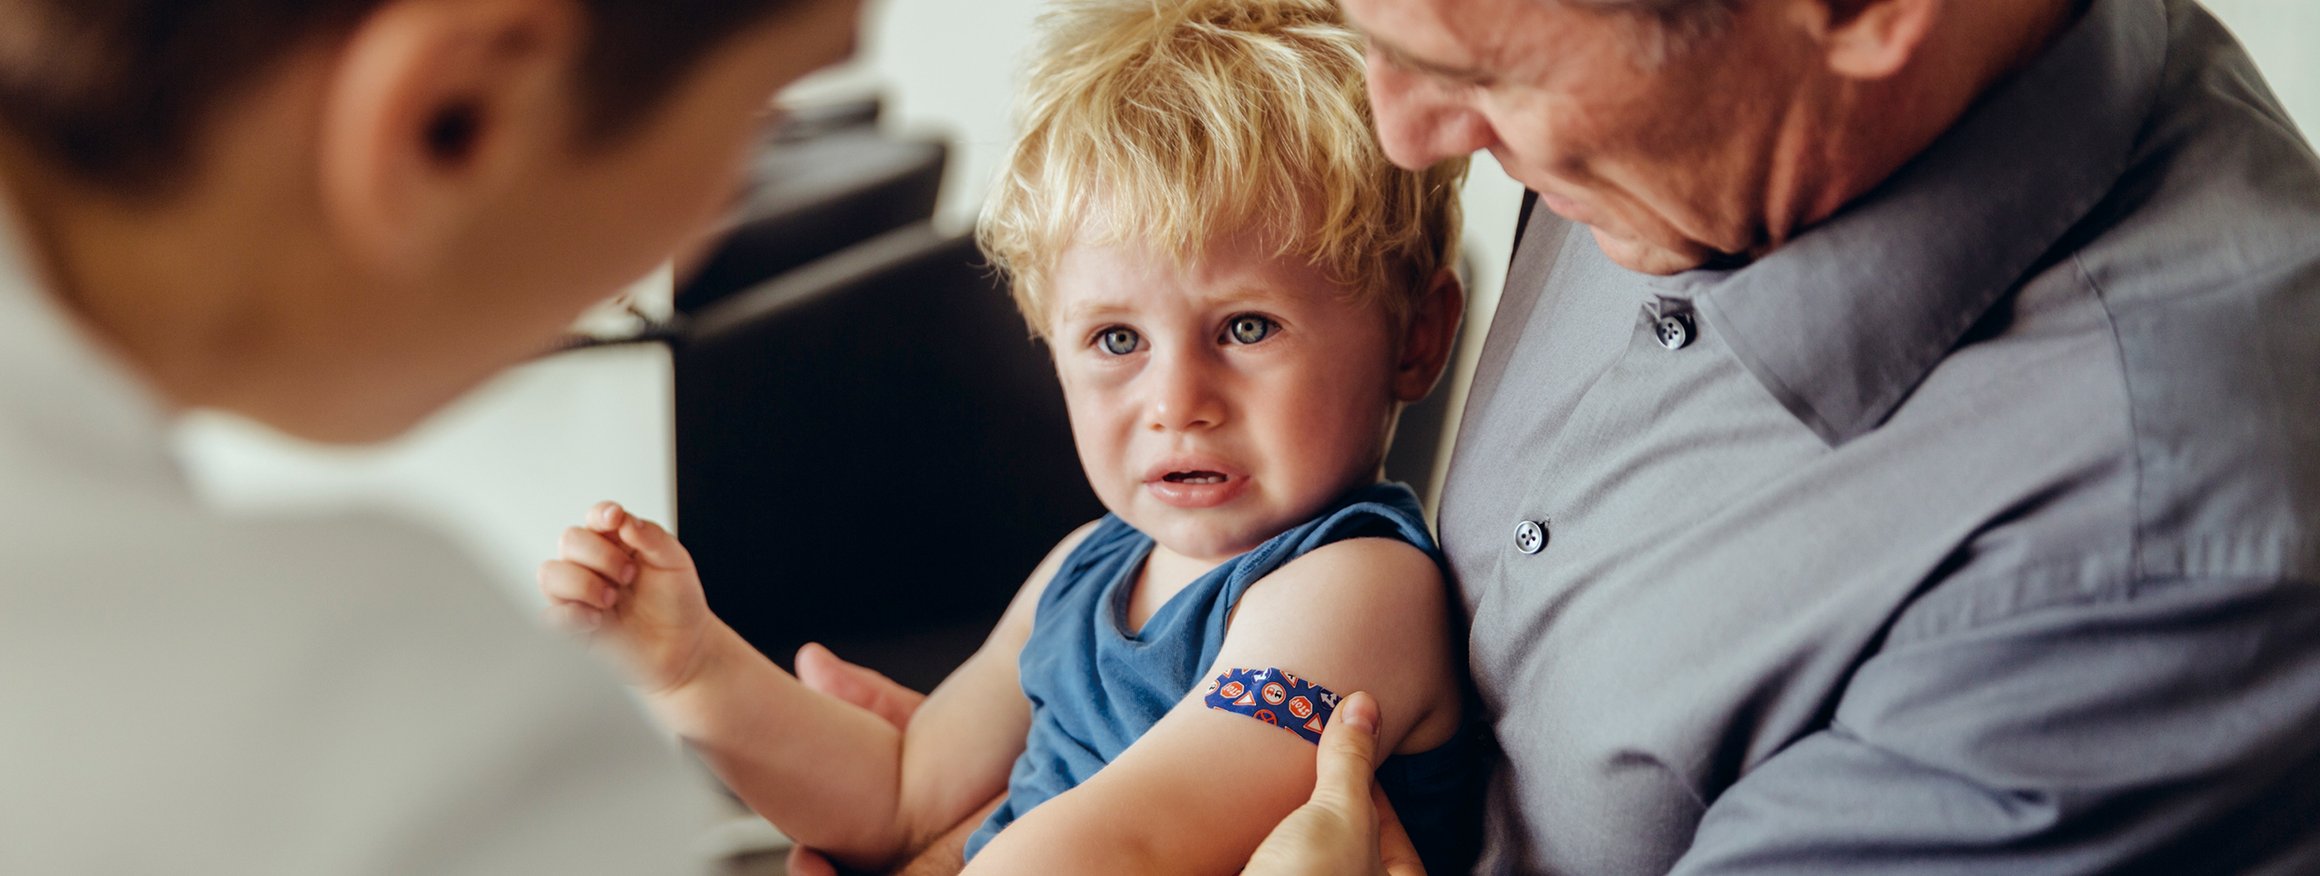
top-left (962, 537), bottom-right (1463, 875)
top-left (540, 505), bottom-right (1094, 870)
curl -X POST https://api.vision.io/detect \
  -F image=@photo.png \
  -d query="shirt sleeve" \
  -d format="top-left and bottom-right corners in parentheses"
top-left (1670, 574), bottom-right (2320, 874)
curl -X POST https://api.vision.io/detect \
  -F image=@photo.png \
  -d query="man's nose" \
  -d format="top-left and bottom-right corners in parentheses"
top-left (1146, 351), bottom-right (1224, 433)
top-left (1366, 60), bottom-right (1495, 170)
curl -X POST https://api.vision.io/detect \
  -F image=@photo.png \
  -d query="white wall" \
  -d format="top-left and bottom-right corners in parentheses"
top-left (2205, 0), bottom-right (2320, 138)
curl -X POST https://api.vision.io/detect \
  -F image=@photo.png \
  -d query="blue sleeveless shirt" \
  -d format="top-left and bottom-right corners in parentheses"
top-left (964, 482), bottom-right (1483, 874)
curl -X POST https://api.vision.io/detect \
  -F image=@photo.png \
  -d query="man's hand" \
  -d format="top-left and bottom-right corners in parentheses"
top-left (783, 644), bottom-right (934, 876)
top-left (1244, 692), bottom-right (1428, 876)
top-left (794, 642), bottom-right (927, 731)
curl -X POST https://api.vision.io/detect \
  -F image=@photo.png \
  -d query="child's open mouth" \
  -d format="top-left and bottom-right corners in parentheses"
top-left (1162, 471), bottom-right (1229, 485)
top-left (1145, 464), bottom-right (1248, 508)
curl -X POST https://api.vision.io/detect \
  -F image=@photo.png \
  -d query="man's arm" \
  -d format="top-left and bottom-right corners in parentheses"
top-left (964, 537), bottom-right (1464, 875)
top-left (1669, 575), bottom-right (2320, 873)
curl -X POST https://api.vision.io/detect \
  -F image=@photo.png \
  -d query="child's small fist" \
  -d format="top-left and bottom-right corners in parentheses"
top-left (538, 501), bottom-right (715, 694)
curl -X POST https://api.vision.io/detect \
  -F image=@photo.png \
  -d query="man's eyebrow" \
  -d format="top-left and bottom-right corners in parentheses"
top-left (1360, 29), bottom-right (1493, 84)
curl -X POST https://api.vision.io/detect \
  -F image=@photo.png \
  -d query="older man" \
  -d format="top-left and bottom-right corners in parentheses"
top-left (0, 0), bottom-right (860, 871)
top-left (1256, 0), bottom-right (2320, 871)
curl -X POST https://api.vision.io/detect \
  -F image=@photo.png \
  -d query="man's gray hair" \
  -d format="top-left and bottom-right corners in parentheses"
top-left (1552, 0), bottom-right (1740, 65)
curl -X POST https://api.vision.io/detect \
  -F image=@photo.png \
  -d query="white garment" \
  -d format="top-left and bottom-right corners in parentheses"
top-left (0, 206), bottom-right (718, 872)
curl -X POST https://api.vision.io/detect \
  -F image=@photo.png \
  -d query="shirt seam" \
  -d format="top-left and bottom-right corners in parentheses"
top-left (2076, 251), bottom-right (2148, 581)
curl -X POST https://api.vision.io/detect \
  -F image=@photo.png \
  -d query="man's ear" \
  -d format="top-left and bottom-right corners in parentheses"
top-left (1795, 0), bottom-right (1940, 80)
top-left (316, 0), bottom-right (582, 274)
top-left (1393, 267), bottom-right (1465, 404)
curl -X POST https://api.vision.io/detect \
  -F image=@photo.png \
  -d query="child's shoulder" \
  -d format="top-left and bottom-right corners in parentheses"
top-left (992, 518), bottom-right (1113, 633)
top-left (1247, 535), bottom-right (1445, 611)
top-left (1218, 534), bottom-right (1463, 754)
top-left (1287, 482), bottom-right (1436, 551)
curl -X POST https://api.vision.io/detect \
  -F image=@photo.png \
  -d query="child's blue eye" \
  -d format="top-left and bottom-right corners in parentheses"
top-left (1224, 315), bottom-right (1277, 345)
top-left (1098, 327), bottom-right (1141, 355)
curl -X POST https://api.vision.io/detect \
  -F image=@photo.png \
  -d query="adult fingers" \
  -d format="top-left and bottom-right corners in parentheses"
top-left (783, 845), bottom-right (839, 876)
top-left (538, 559), bottom-right (618, 610)
top-left (796, 642), bottom-right (926, 730)
top-left (1373, 785), bottom-right (1428, 876)
top-left (558, 526), bottom-right (636, 584)
top-left (616, 514), bottom-right (695, 572)
top-left (1310, 691), bottom-right (1385, 813)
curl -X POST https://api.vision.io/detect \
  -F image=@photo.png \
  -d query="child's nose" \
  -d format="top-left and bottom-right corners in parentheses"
top-left (1145, 354), bottom-right (1224, 433)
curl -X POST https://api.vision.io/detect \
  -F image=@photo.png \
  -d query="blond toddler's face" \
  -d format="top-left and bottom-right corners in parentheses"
top-left (1047, 231), bottom-right (1407, 564)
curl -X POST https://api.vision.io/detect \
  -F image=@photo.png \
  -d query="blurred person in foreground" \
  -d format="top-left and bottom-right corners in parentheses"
top-left (0, 0), bottom-right (859, 871)
top-left (808, 0), bottom-right (2320, 872)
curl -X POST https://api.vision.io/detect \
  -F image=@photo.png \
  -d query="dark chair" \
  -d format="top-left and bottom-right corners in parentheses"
top-left (677, 121), bottom-right (948, 315)
top-left (674, 225), bottom-right (1101, 691)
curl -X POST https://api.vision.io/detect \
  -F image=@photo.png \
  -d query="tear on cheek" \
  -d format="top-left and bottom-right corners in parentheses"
top-left (1201, 666), bottom-right (1341, 744)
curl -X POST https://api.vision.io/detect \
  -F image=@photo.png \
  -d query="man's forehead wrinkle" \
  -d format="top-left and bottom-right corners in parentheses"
top-left (1352, 0), bottom-right (1485, 73)
top-left (1363, 0), bottom-right (1556, 86)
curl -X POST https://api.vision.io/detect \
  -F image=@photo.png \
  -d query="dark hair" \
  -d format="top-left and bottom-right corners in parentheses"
top-left (0, 0), bottom-right (805, 195)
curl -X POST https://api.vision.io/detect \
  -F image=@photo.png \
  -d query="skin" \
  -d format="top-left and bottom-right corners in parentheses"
top-left (1046, 232), bottom-right (1456, 604)
top-left (0, 0), bottom-right (862, 445)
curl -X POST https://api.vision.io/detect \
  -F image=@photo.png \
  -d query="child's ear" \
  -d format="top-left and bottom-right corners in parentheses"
top-left (316, 0), bottom-right (581, 277)
top-left (1393, 268), bottom-right (1465, 404)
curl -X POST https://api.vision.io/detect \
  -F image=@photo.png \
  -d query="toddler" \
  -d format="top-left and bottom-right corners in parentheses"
top-left (540, 0), bottom-right (1479, 871)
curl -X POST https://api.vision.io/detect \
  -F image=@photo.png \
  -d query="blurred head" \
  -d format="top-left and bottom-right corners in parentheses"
top-left (0, 0), bottom-right (863, 441)
top-left (1345, 0), bottom-right (2070, 274)
top-left (980, 0), bottom-right (1466, 561)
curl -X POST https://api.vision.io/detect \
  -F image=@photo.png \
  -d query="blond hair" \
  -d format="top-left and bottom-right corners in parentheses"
top-left (979, 0), bottom-right (1468, 336)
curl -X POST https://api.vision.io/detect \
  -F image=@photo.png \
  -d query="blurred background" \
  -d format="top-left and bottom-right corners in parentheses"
top-left (175, 1), bottom-right (2318, 865)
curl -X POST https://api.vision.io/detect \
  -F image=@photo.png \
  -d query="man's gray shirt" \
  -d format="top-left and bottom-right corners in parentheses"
top-left (1441, 0), bottom-right (2320, 871)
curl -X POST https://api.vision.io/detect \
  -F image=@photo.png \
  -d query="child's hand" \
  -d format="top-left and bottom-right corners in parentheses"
top-left (537, 501), bottom-right (716, 695)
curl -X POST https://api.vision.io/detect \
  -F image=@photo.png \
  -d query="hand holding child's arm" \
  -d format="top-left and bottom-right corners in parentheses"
top-left (536, 501), bottom-right (719, 696)
top-left (1244, 692), bottom-right (1429, 876)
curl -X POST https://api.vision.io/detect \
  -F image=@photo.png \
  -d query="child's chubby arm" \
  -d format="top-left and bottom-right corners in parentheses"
top-left (538, 502), bottom-right (1098, 870)
top-left (963, 536), bottom-right (1464, 875)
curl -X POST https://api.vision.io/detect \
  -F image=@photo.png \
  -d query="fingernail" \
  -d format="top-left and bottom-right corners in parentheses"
top-left (620, 562), bottom-right (637, 585)
top-left (1345, 694), bottom-right (1378, 734)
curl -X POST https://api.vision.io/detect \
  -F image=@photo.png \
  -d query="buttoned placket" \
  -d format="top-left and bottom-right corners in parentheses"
top-left (1502, 292), bottom-right (1711, 562)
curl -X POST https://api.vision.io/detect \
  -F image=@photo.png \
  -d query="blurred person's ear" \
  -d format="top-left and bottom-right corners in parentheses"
top-left (316, 0), bottom-right (583, 278)
top-left (1392, 268), bottom-right (1464, 404)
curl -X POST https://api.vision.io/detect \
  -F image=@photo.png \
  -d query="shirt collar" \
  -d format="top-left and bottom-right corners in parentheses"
top-left (0, 184), bottom-right (188, 485)
top-left (1675, 0), bottom-right (2168, 446)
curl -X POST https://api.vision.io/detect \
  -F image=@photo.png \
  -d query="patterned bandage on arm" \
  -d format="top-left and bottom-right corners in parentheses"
top-left (1202, 667), bottom-right (1341, 744)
